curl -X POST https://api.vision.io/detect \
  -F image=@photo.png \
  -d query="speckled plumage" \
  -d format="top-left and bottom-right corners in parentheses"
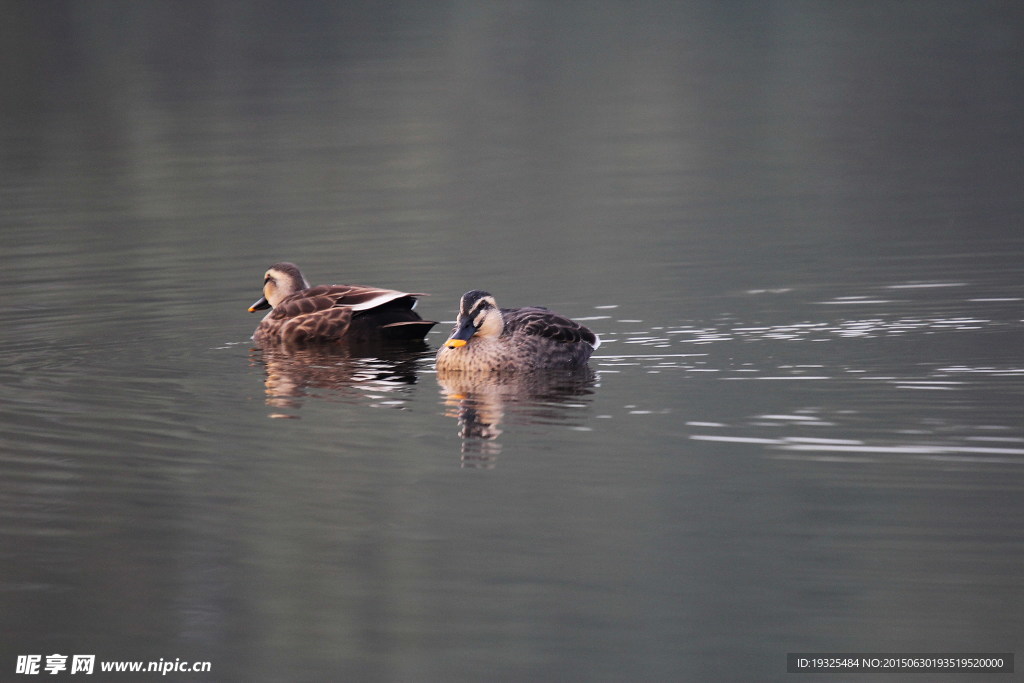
top-left (435, 290), bottom-right (599, 373)
top-left (249, 262), bottom-right (436, 344)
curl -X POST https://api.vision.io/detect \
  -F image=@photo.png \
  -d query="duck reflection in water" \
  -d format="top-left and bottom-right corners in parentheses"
top-left (437, 368), bottom-right (598, 468)
top-left (251, 341), bottom-right (431, 417)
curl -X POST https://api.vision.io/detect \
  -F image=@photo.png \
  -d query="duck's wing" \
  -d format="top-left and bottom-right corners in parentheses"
top-left (275, 306), bottom-right (354, 343)
top-left (306, 284), bottom-right (427, 311)
top-left (502, 307), bottom-right (598, 347)
top-left (268, 285), bottom-right (426, 320)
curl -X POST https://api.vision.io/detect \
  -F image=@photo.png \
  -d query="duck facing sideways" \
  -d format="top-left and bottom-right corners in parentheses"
top-left (249, 262), bottom-right (437, 344)
top-left (435, 290), bottom-right (599, 373)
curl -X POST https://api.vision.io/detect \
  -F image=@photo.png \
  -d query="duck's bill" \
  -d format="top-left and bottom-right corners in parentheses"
top-left (248, 296), bottom-right (270, 312)
top-left (444, 319), bottom-right (476, 348)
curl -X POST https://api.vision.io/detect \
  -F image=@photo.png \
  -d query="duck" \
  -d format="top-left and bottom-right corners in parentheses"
top-left (248, 262), bottom-right (437, 344)
top-left (435, 290), bottom-right (599, 373)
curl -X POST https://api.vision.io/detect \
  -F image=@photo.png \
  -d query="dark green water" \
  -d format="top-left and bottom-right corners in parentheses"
top-left (2, 2), bottom-right (1022, 681)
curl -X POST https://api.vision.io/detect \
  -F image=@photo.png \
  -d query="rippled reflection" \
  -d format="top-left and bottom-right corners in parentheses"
top-left (249, 341), bottom-right (431, 417)
top-left (436, 368), bottom-right (597, 468)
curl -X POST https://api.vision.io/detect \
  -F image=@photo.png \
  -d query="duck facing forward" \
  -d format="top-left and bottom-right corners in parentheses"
top-left (249, 262), bottom-right (437, 344)
top-left (435, 290), bottom-right (599, 373)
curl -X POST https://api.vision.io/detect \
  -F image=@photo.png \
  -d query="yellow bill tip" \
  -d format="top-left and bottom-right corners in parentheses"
top-left (445, 338), bottom-right (468, 349)
top-left (248, 306), bottom-right (257, 313)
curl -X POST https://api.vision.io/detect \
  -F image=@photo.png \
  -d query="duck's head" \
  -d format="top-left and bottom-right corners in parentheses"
top-left (444, 290), bottom-right (503, 349)
top-left (248, 262), bottom-right (311, 312)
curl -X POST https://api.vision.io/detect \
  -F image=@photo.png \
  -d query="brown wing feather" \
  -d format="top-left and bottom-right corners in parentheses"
top-left (270, 286), bottom-right (423, 318)
top-left (317, 284), bottom-right (425, 311)
top-left (278, 307), bottom-right (354, 342)
top-left (268, 294), bottom-right (339, 320)
top-left (502, 307), bottom-right (597, 346)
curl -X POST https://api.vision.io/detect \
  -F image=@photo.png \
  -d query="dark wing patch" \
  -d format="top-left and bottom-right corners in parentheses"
top-left (502, 307), bottom-right (597, 346)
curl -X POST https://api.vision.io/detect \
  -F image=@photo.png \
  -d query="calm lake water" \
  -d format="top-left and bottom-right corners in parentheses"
top-left (2, 2), bottom-right (1022, 681)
